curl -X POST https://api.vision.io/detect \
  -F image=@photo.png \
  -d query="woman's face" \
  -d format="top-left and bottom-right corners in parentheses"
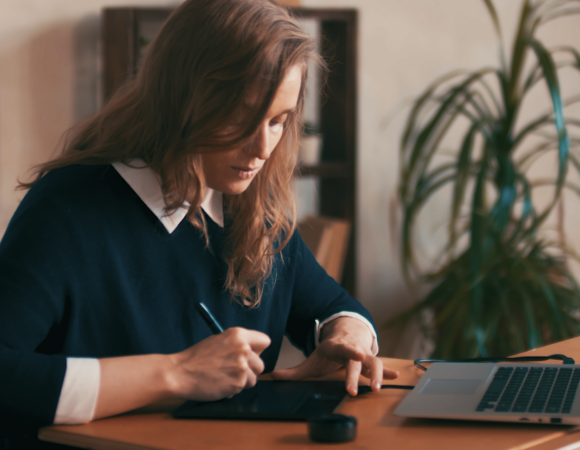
top-left (201, 64), bottom-right (302, 195)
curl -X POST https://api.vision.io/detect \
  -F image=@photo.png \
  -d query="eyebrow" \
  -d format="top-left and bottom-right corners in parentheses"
top-left (241, 103), bottom-right (295, 117)
top-left (273, 108), bottom-right (295, 117)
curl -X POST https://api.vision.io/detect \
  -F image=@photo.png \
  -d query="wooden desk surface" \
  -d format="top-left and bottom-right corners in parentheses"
top-left (40, 337), bottom-right (580, 450)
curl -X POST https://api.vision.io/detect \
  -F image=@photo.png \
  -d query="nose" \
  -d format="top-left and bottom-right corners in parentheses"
top-left (244, 123), bottom-right (272, 160)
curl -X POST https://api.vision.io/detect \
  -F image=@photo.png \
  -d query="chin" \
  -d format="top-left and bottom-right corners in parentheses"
top-left (214, 181), bottom-right (253, 196)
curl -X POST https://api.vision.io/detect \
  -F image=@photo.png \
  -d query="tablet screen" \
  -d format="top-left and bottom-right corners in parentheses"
top-left (172, 380), bottom-right (348, 421)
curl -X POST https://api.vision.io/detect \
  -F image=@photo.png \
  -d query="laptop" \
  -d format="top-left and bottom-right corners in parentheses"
top-left (172, 380), bottom-right (349, 420)
top-left (394, 362), bottom-right (580, 425)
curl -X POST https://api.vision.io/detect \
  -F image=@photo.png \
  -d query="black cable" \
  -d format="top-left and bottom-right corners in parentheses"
top-left (358, 384), bottom-right (415, 394)
top-left (413, 354), bottom-right (575, 371)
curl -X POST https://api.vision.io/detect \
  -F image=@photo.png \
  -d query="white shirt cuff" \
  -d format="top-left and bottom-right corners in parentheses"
top-left (314, 312), bottom-right (379, 355)
top-left (54, 357), bottom-right (101, 424)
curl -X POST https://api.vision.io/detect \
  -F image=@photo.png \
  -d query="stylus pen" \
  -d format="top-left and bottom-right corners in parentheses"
top-left (196, 302), bottom-right (225, 334)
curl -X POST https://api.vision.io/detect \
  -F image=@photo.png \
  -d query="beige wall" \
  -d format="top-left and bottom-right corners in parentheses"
top-left (1, 0), bottom-right (579, 361)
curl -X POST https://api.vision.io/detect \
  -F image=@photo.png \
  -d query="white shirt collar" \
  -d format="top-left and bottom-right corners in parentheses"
top-left (112, 159), bottom-right (224, 233)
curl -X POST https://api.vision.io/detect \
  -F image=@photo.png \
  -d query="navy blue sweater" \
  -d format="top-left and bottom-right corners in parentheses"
top-left (0, 164), bottom-right (375, 427)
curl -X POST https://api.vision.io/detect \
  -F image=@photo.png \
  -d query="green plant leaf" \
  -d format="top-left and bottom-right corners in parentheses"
top-left (449, 124), bottom-right (479, 253)
top-left (482, 0), bottom-right (507, 71)
top-left (557, 45), bottom-right (580, 69)
top-left (402, 70), bottom-right (495, 199)
top-left (528, 38), bottom-right (569, 183)
top-left (507, 173), bottom-right (536, 246)
top-left (489, 153), bottom-right (517, 235)
top-left (516, 140), bottom-right (556, 171)
top-left (518, 284), bottom-right (542, 349)
top-left (479, 75), bottom-right (505, 118)
top-left (469, 146), bottom-right (490, 356)
top-left (518, 39), bottom-right (571, 239)
top-left (540, 8), bottom-right (580, 26)
top-left (401, 172), bottom-right (458, 280)
top-left (400, 70), bottom-right (465, 167)
top-left (506, 0), bottom-right (534, 112)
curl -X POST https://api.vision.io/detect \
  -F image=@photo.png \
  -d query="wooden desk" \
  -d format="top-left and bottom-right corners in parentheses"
top-left (40, 337), bottom-right (580, 450)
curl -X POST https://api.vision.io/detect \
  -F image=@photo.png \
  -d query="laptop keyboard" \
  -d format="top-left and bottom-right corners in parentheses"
top-left (476, 366), bottom-right (580, 414)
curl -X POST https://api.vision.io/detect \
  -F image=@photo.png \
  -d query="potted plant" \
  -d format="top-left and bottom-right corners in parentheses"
top-left (390, 0), bottom-right (580, 358)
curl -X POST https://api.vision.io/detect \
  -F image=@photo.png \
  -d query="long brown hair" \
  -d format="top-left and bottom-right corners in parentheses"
top-left (20, 0), bottom-right (323, 307)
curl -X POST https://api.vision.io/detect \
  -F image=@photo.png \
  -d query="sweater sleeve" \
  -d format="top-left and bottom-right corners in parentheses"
top-left (315, 313), bottom-right (378, 355)
top-left (0, 191), bottom-right (72, 425)
top-left (54, 358), bottom-right (101, 424)
top-left (284, 230), bottom-right (378, 356)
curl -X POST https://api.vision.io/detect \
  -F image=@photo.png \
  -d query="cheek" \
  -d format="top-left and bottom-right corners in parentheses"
top-left (200, 150), bottom-right (242, 184)
top-left (201, 153), bottom-right (223, 181)
top-left (270, 131), bottom-right (284, 153)
top-left (203, 151), bottom-right (229, 168)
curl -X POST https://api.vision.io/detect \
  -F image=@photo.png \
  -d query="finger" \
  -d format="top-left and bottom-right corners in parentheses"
top-left (245, 330), bottom-right (271, 354)
top-left (224, 380), bottom-right (245, 399)
top-left (361, 360), bottom-right (399, 382)
top-left (345, 359), bottom-right (362, 396)
top-left (223, 328), bottom-right (271, 355)
top-left (271, 357), bottom-right (317, 381)
top-left (383, 367), bottom-right (399, 380)
top-left (318, 340), bottom-right (365, 365)
top-left (367, 357), bottom-right (383, 392)
top-left (247, 351), bottom-right (265, 375)
top-left (244, 370), bottom-right (258, 389)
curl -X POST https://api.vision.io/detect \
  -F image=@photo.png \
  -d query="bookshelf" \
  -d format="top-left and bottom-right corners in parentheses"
top-left (102, 7), bottom-right (358, 296)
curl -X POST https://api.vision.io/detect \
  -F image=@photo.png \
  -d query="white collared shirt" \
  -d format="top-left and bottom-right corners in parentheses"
top-left (53, 161), bottom-right (378, 424)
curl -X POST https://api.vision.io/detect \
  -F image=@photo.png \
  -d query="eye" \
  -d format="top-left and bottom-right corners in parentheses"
top-left (269, 121), bottom-right (284, 131)
top-left (269, 114), bottom-right (288, 131)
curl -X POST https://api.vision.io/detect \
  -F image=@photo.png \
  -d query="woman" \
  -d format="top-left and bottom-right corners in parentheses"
top-left (0, 0), bottom-right (397, 436)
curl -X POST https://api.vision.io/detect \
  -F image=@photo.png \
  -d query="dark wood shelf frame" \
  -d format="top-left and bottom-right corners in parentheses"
top-left (102, 6), bottom-right (358, 296)
top-left (296, 163), bottom-right (352, 178)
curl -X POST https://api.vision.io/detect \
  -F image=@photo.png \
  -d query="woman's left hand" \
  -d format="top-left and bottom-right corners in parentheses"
top-left (271, 317), bottom-right (398, 395)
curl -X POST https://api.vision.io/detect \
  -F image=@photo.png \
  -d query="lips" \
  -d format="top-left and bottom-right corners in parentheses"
top-left (233, 166), bottom-right (259, 172)
top-left (232, 166), bottom-right (261, 180)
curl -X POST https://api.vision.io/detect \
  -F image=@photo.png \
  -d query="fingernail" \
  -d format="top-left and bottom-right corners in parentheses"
top-left (374, 381), bottom-right (381, 390)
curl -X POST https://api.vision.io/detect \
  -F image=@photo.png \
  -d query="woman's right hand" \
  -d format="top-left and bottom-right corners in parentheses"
top-left (95, 327), bottom-right (270, 420)
top-left (168, 327), bottom-right (271, 401)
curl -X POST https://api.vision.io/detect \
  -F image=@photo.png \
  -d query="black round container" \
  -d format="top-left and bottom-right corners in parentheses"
top-left (308, 414), bottom-right (357, 443)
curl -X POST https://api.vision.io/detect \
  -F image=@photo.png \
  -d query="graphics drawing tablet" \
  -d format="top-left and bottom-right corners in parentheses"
top-left (172, 380), bottom-right (349, 421)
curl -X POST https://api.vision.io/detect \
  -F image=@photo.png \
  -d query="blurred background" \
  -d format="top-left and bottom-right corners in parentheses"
top-left (1, 0), bottom-right (579, 367)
